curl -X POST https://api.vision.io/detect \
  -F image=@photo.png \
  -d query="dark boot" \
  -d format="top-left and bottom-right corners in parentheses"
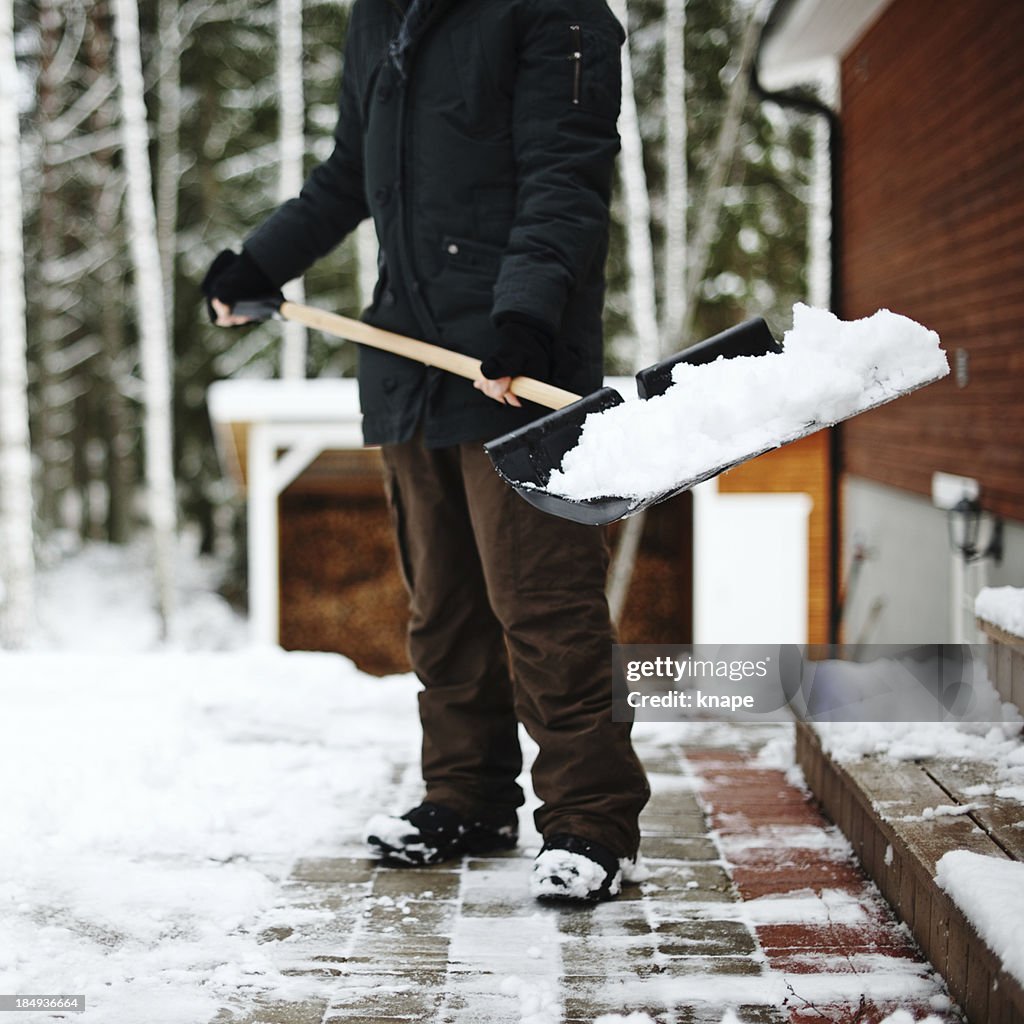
top-left (366, 802), bottom-right (518, 866)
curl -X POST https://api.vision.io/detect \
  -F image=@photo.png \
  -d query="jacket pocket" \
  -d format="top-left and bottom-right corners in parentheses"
top-left (570, 21), bottom-right (622, 122)
top-left (440, 235), bottom-right (503, 277)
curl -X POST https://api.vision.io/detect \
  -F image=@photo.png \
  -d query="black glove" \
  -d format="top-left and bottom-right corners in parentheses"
top-left (480, 317), bottom-right (554, 381)
top-left (201, 249), bottom-right (283, 325)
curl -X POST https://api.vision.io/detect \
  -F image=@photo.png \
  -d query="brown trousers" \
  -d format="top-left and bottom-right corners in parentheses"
top-left (381, 433), bottom-right (650, 857)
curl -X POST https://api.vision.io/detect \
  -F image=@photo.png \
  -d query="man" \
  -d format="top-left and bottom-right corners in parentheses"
top-left (203, 0), bottom-right (649, 902)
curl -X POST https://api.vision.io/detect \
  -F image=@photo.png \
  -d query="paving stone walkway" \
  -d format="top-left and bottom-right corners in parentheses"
top-left (213, 725), bottom-right (961, 1024)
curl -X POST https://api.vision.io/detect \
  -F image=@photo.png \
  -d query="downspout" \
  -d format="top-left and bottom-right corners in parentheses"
top-left (750, 11), bottom-right (844, 649)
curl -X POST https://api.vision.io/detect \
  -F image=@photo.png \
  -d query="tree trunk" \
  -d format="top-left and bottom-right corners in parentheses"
top-left (155, 0), bottom-right (182, 332)
top-left (356, 219), bottom-right (378, 312)
top-left (0, 0), bottom-right (37, 648)
top-left (608, 0), bottom-right (660, 372)
top-left (85, 0), bottom-right (134, 544)
top-left (35, 0), bottom-right (66, 534)
top-left (605, 0), bottom-right (661, 625)
top-left (679, 0), bottom-right (765, 346)
top-left (662, 0), bottom-right (688, 345)
top-left (113, 0), bottom-right (178, 637)
top-left (277, 0), bottom-right (307, 379)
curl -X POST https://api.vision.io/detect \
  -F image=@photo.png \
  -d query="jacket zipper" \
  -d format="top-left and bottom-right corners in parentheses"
top-left (569, 24), bottom-right (582, 106)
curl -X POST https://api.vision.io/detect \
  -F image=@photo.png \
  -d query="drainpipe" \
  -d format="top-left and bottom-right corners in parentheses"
top-left (750, 12), bottom-right (844, 649)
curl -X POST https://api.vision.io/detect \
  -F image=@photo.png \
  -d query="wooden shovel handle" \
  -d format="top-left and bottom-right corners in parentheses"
top-left (280, 301), bottom-right (581, 411)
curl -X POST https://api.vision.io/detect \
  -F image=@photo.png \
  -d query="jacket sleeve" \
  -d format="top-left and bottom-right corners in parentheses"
top-left (491, 1), bottom-right (625, 335)
top-left (244, 19), bottom-right (370, 287)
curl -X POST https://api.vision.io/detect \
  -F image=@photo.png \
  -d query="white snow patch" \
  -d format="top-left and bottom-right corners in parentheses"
top-left (753, 733), bottom-right (796, 770)
top-left (593, 1013), bottom-right (657, 1024)
top-left (936, 850), bottom-right (1024, 986)
top-left (29, 538), bottom-right (248, 652)
top-left (976, 586), bottom-right (1024, 638)
top-left (546, 304), bottom-right (947, 501)
top-left (733, 888), bottom-right (869, 926)
top-left (877, 1012), bottom-right (947, 1024)
top-left (530, 849), bottom-right (621, 900)
top-left (0, 650), bottom-right (420, 1022)
top-left (899, 803), bottom-right (984, 822)
top-left (621, 853), bottom-right (652, 883)
top-left (718, 826), bottom-right (851, 857)
top-left (364, 812), bottom-right (415, 849)
top-left (813, 666), bottom-right (1024, 809)
top-left (500, 975), bottom-right (560, 1024)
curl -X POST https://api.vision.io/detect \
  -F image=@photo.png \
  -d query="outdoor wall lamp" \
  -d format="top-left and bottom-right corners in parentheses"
top-left (947, 496), bottom-right (1003, 564)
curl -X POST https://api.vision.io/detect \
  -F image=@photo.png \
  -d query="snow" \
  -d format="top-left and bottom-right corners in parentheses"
top-left (29, 538), bottom-right (249, 652)
top-left (0, 649), bottom-right (420, 1023)
top-left (877, 1012), bottom-right (947, 1024)
top-left (546, 304), bottom-right (948, 501)
top-left (207, 377), bottom-right (361, 424)
top-left (4, 546), bottom-right (963, 1022)
top-left (975, 586), bottom-right (1024, 638)
top-left (812, 659), bottom-right (1024, 809)
top-left (530, 848), bottom-right (622, 900)
top-left (935, 850), bottom-right (1024, 987)
top-left (1, 541), bottom-right (422, 1022)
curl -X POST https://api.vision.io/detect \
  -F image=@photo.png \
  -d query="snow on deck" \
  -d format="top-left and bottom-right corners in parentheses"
top-left (975, 586), bottom-right (1024, 639)
top-left (935, 851), bottom-right (1024, 988)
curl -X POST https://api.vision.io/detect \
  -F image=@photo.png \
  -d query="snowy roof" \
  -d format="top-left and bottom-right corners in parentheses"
top-left (208, 378), bottom-right (362, 426)
top-left (206, 376), bottom-right (636, 489)
top-left (759, 0), bottom-right (889, 89)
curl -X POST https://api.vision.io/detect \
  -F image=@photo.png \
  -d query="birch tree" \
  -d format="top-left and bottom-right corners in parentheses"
top-left (662, 0), bottom-right (688, 345)
top-left (113, 0), bottom-right (177, 635)
top-left (0, 0), bottom-right (36, 648)
top-left (155, 0), bottom-right (183, 328)
top-left (278, 0), bottom-right (308, 378)
top-left (678, 0), bottom-right (765, 346)
top-left (606, 0), bottom-right (661, 624)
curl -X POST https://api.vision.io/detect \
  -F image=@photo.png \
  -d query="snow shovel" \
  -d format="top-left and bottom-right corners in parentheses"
top-left (228, 298), bottom-right (781, 524)
top-left (229, 298), bottom-right (782, 526)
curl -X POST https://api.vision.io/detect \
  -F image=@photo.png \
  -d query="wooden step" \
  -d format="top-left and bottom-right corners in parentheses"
top-left (796, 722), bottom-right (1024, 1024)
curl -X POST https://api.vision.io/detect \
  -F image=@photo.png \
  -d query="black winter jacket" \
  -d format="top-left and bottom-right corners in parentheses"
top-left (245, 0), bottom-right (625, 447)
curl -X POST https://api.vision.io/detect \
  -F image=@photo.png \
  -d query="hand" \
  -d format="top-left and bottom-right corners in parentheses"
top-left (201, 248), bottom-right (283, 326)
top-left (474, 375), bottom-right (523, 408)
top-left (210, 298), bottom-right (254, 327)
top-left (479, 318), bottom-right (553, 382)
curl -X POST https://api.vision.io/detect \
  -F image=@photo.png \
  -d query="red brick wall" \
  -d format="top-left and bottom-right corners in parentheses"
top-left (840, 0), bottom-right (1024, 520)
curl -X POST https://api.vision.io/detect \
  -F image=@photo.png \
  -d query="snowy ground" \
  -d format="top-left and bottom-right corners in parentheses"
top-left (1, 543), bottom-right (962, 1023)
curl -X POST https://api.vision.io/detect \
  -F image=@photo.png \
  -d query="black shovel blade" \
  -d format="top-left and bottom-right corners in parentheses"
top-left (484, 317), bottom-right (784, 526)
top-left (636, 317), bottom-right (781, 398)
top-left (484, 387), bottom-right (636, 525)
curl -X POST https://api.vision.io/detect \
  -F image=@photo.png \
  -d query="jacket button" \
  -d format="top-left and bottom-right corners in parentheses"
top-left (382, 289), bottom-right (396, 307)
top-left (378, 85), bottom-right (393, 103)
top-left (447, 243), bottom-right (459, 255)
top-left (375, 187), bottom-right (391, 205)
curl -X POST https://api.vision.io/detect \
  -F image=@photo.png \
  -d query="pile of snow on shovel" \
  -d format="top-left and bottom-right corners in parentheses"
top-left (547, 303), bottom-right (948, 501)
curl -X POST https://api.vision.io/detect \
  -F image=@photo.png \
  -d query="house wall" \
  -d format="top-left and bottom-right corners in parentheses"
top-left (842, 476), bottom-right (1024, 645)
top-left (839, 0), bottom-right (1024, 522)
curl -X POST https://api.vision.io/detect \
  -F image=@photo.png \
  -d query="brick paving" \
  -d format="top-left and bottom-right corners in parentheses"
top-left (213, 725), bottom-right (961, 1024)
